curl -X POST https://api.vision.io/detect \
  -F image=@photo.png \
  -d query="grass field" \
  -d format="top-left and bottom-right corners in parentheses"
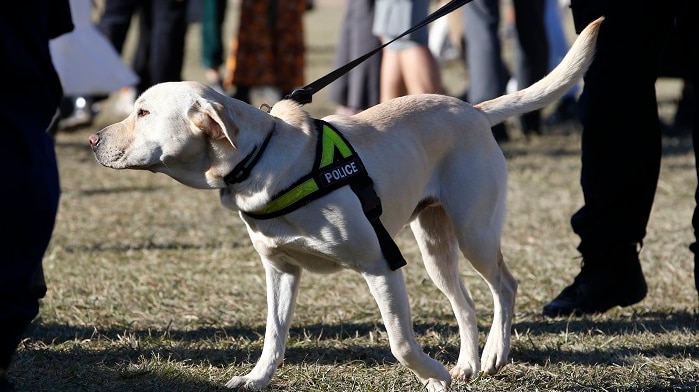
top-left (8, 1), bottom-right (699, 391)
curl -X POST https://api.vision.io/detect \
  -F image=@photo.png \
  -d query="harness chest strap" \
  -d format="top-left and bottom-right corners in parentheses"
top-left (241, 119), bottom-right (407, 271)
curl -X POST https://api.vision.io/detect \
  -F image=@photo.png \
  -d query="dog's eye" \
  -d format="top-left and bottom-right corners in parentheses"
top-left (137, 108), bottom-right (150, 117)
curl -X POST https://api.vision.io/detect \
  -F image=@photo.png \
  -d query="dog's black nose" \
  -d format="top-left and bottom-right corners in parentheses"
top-left (88, 133), bottom-right (100, 149)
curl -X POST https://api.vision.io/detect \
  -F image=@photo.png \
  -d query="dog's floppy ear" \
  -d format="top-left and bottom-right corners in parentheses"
top-left (188, 100), bottom-right (239, 148)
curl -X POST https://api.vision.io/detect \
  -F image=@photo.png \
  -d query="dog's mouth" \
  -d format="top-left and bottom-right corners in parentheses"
top-left (89, 132), bottom-right (156, 170)
top-left (94, 149), bottom-right (126, 168)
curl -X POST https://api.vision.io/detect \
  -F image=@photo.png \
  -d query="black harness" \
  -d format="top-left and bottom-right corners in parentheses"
top-left (225, 119), bottom-right (407, 271)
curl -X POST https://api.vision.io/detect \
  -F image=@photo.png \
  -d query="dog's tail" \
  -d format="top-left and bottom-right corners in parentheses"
top-left (475, 17), bottom-right (603, 126)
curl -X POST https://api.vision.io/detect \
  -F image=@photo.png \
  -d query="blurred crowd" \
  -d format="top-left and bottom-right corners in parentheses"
top-left (50, 0), bottom-right (695, 141)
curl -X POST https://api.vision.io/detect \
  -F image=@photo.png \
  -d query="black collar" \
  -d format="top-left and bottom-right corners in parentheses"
top-left (223, 126), bottom-right (274, 185)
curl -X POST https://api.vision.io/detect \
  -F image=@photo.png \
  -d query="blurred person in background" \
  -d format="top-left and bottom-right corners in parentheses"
top-left (97, 0), bottom-right (190, 115)
top-left (461, 0), bottom-right (548, 141)
top-left (223, 0), bottom-right (307, 104)
top-left (542, 0), bottom-right (580, 126)
top-left (372, 0), bottom-right (443, 102)
top-left (200, 0), bottom-right (228, 94)
top-left (50, 0), bottom-right (139, 133)
top-left (330, 0), bottom-right (382, 115)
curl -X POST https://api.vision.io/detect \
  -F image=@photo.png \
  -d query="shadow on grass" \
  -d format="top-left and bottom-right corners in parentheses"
top-left (56, 240), bottom-right (250, 253)
top-left (26, 321), bottom-right (395, 366)
top-left (514, 309), bottom-right (699, 336)
top-left (511, 310), bottom-right (699, 367)
top-left (27, 309), bottom-right (698, 364)
top-left (11, 349), bottom-right (230, 392)
top-left (17, 312), bottom-right (699, 391)
top-left (17, 322), bottom-right (396, 391)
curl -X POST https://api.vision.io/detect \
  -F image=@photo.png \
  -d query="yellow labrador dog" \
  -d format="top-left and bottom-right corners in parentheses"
top-left (89, 18), bottom-right (601, 391)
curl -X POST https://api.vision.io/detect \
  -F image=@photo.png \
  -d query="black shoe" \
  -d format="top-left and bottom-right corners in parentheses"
top-left (543, 249), bottom-right (647, 317)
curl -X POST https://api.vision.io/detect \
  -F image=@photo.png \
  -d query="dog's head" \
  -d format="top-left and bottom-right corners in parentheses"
top-left (89, 81), bottom-right (274, 189)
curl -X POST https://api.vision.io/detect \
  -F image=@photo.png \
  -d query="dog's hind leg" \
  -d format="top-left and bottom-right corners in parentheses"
top-left (410, 205), bottom-right (481, 381)
top-left (456, 229), bottom-right (517, 376)
top-left (437, 151), bottom-right (517, 376)
top-left (362, 268), bottom-right (451, 391)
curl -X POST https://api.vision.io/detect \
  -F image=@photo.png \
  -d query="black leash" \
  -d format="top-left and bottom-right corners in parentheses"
top-left (285, 0), bottom-right (473, 104)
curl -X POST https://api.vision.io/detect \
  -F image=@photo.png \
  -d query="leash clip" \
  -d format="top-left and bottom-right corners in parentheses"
top-left (285, 88), bottom-right (314, 104)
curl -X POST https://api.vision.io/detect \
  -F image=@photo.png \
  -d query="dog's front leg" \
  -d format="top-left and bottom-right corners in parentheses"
top-left (363, 270), bottom-right (451, 391)
top-left (225, 261), bottom-right (302, 390)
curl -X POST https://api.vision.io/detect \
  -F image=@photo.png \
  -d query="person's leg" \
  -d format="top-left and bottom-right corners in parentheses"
top-left (691, 84), bottom-right (699, 295)
top-left (543, 0), bottom-right (579, 125)
top-left (379, 48), bottom-right (407, 101)
top-left (399, 45), bottom-right (442, 95)
top-left (201, 0), bottom-right (227, 87)
top-left (512, 0), bottom-right (548, 135)
top-left (271, 0), bottom-right (306, 97)
top-left (373, 0), bottom-right (439, 102)
top-left (329, 0), bottom-right (382, 112)
top-left (463, 0), bottom-right (508, 140)
top-left (462, 0), bottom-right (503, 104)
top-left (544, 1), bottom-right (675, 316)
top-left (372, 0), bottom-right (408, 102)
top-left (149, 0), bottom-right (189, 86)
top-left (573, 6), bottom-right (666, 259)
top-left (329, 1), bottom-right (354, 109)
top-left (132, 1), bottom-right (153, 95)
top-left (97, 0), bottom-right (140, 53)
top-left (544, 0), bottom-right (578, 98)
top-left (0, 7), bottom-right (63, 381)
top-left (223, 0), bottom-right (259, 103)
top-left (398, 0), bottom-right (441, 95)
top-left (0, 122), bottom-right (60, 377)
top-left (682, 1), bottom-right (699, 297)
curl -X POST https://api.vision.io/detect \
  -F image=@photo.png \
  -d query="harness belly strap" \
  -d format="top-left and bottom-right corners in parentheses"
top-left (242, 119), bottom-right (407, 271)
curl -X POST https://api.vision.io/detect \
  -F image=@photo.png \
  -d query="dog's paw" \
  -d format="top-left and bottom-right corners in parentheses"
top-left (224, 375), bottom-right (270, 390)
top-left (423, 377), bottom-right (451, 392)
top-left (480, 340), bottom-right (509, 375)
top-left (449, 361), bottom-right (478, 381)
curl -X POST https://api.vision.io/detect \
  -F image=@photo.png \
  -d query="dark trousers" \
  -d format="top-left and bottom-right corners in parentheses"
top-left (98, 0), bottom-right (189, 94)
top-left (201, 0), bottom-right (227, 70)
top-left (0, 113), bottom-right (60, 369)
top-left (463, 0), bottom-right (548, 134)
top-left (511, 0), bottom-right (548, 134)
top-left (679, 3), bottom-right (699, 291)
top-left (1, 0), bottom-right (65, 370)
top-left (569, 1), bottom-right (688, 258)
